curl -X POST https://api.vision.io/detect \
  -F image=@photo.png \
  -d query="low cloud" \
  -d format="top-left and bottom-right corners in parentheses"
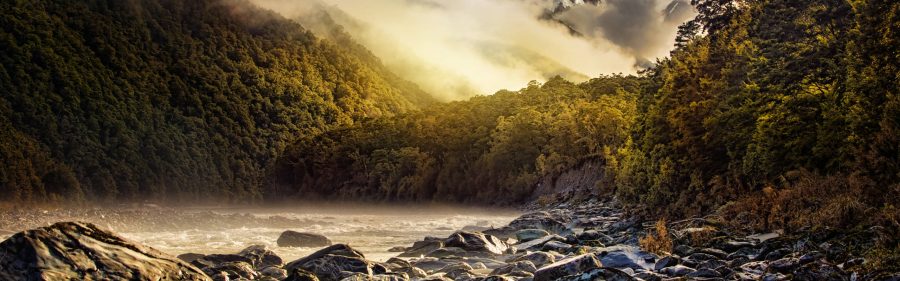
top-left (251, 0), bottom-right (695, 100)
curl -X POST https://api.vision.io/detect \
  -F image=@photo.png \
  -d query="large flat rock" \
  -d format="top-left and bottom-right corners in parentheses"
top-left (0, 222), bottom-right (210, 281)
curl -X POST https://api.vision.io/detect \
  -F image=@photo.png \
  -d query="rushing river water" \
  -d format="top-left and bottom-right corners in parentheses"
top-left (111, 205), bottom-right (520, 262)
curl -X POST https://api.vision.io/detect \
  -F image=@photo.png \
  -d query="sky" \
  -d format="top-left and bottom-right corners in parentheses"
top-left (252, 0), bottom-right (695, 100)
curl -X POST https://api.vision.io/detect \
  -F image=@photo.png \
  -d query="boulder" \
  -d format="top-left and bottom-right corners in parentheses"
top-left (557, 267), bottom-right (635, 281)
top-left (238, 245), bottom-right (284, 269)
top-left (541, 241), bottom-right (573, 253)
top-left (0, 222), bottom-right (210, 281)
top-left (508, 211), bottom-right (570, 234)
top-left (202, 261), bottom-right (258, 280)
top-left (284, 268), bottom-right (320, 281)
top-left (512, 251), bottom-right (556, 268)
top-left (399, 239), bottom-right (443, 257)
top-left (491, 261), bottom-right (538, 275)
top-left (178, 253), bottom-right (208, 263)
top-left (516, 229), bottom-right (551, 242)
top-left (533, 253), bottom-right (602, 281)
top-left (191, 254), bottom-right (252, 270)
top-left (597, 246), bottom-right (656, 271)
top-left (278, 231), bottom-right (332, 247)
top-left (292, 254), bottom-right (374, 281)
top-left (444, 231), bottom-right (509, 255)
top-left (659, 265), bottom-right (695, 277)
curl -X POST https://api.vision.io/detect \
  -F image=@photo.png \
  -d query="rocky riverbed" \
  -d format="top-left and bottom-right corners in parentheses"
top-left (1, 199), bottom-right (898, 280)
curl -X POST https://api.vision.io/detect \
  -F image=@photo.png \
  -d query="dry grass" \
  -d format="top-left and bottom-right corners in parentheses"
top-left (640, 219), bottom-right (673, 255)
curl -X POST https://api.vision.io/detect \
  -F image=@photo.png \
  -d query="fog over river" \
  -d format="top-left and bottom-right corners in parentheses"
top-left (0, 204), bottom-right (520, 262)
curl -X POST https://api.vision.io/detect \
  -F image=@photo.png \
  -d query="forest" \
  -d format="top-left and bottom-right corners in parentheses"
top-left (0, 0), bottom-right (431, 203)
top-left (1, 0), bottom-right (899, 254)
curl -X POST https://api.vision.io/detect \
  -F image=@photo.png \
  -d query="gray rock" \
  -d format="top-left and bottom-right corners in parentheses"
top-left (426, 247), bottom-right (468, 258)
top-left (285, 244), bottom-right (366, 271)
top-left (686, 268), bottom-right (721, 278)
top-left (541, 241), bottom-right (573, 252)
top-left (203, 261), bottom-right (257, 280)
top-left (396, 266), bottom-right (427, 278)
top-left (697, 248), bottom-right (728, 258)
top-left (492, 261), bottom-right (538, 275)
top-left (792, 261), bottom-right (848, 281)
top-left (238, 245), bottom-right (284, 269)
top-left (533, 253), bottom-right (602, 281)
top-left (444, 231), bottom-right (509, 255)
top-left (654, 256), bottom-right (679, 271)
top-left (512, 251), bottom-right (557, 268)
top-left (294, 254), bottom-right (374, 281)
top-left (0, 222), bottom-right (210, 281)
top-left (260, 267), bottom-right (288, 280)
top-left (278, 231), bottom-right (332, 248)
top-left (576, 230), bottom-right (613, 244)
top-left (508, 211), bottom-right (570, 234)
top-left (597, 246), bottom-right (656, 271)
top-left (178, 253), bottom-right (207, 263)
top-left (659, 265), bottom-right (696, 277)
top-left (557, 267), bottom-right (635, 281)
top-left (769, 258), bottom-right (800, 273)
top-left (517, 229), bottom-right (551, 242)
top-left (399, 239), bottom-right (443, 257)
top-left (673, 245), bottom-right (694, 256)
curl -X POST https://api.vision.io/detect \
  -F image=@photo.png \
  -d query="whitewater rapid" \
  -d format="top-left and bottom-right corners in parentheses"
top-left (115, 206), bottom-right (519, 262)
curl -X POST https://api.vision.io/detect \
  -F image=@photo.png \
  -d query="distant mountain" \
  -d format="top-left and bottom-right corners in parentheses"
top-left (0, 0), bottom-right (433, 203)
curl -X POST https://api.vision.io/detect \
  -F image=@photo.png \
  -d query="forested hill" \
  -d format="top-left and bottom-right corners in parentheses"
top-left (271, 0), bottom-right (900, 239)
top-left (0, 0), bottom-right (432, 204)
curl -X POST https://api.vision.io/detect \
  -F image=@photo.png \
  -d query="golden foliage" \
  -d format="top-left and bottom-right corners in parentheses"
top-left (639, 219), bottom-right (673, 255)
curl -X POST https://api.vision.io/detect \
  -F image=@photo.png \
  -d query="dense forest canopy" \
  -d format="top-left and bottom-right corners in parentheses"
top-left (0, 0), bottom-right (431, 203)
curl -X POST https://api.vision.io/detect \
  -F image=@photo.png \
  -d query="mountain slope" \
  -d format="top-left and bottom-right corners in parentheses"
top-left (0, 0), bottom-right (432, 203)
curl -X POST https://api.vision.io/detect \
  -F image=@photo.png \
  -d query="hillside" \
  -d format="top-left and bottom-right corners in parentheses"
top-left (0, 0), bottom-right (432, 204)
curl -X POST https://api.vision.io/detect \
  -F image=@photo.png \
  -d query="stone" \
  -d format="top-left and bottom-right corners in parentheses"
top-left (697, 259), bottom-right (725, 270)
top-left (396, 266), bottom-right (428, 278)
top-left (512, 251), bottom-right (557, 268)
top-left (385, 257), bottom-right (412, 269)
top-left (792, 261), bottom-right (849, 281)
top-left (697, 248), bottom-right (728, 258)
top-left (285, 244), bottom-right (366, 270)
top-left (202, 261), bottom-right (258, 280)
top-left (764, 248), bottom-right (792, 261)
top-left (576, 230), bottom-right (613, 244)
top-left (654, 256), bottom-right (679, 271)
top-left (491, 261), bottom-right (538, 275)
top-left (659, 265), bottom-right (696, 277)
top-left (517, 229), bottom-right (551, 242)
top-left (426, 247), bottom-right (468, 258)
top-left (508, 211), bottom-right (570, 234)
top-left (687, 252), bottom-right (718, 262)
top-left (673, 245), bottom-right (694, 256)
top-left (444, 231), bottom-right (509, 255)
top-left (292, 254), bottom-right (374, 281)
top-left (399, 239), bottom-right (444, 257)
top-left (769, 258), bottom-right (800, 273)
top-left (191, 254), bottom-right (252, 270)
top-left (0, 222), bottom-right (210, 281)
top-left (798, 251), bottom-right (823, 264)
top-left (260, 267), bottom-right (288, 280)
top-left (277, 231), bottom-right (332, 248)
top-left (178, 253), bottom-right (208, 263)
top-left (596, 246), bottom-right (656, 271)
top-left (238, 245), bottom-right (284, 269)
top-left (541, 241), bottom-right (573, 252)
top-left (557, 267), bottom-right (635, 281)
top-left (533, 253), bottom-right (602, 281)
top-left (686, 268), bottom-right (721, 278)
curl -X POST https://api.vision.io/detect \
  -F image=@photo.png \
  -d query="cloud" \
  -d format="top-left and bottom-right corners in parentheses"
top-left (250, 0), bottom-right (694, 100)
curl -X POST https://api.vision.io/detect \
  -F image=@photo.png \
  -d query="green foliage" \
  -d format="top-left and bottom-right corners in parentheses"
top-left (616, 0), bottom-right (900, 221)
top-left (271, 75), bottom-right (641, 204)
top-left (0, 0), bottom-right (431, 204)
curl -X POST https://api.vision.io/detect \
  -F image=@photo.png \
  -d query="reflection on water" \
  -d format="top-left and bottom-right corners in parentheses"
top-left (117, 206), bottom-right (519, 262)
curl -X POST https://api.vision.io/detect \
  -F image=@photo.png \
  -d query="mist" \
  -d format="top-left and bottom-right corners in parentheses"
top-left (251, 0), bottom-right (695, 100)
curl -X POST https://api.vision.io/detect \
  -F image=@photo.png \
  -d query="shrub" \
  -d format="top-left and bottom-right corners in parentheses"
top-left (640, 219), bottom-right (673, 255)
